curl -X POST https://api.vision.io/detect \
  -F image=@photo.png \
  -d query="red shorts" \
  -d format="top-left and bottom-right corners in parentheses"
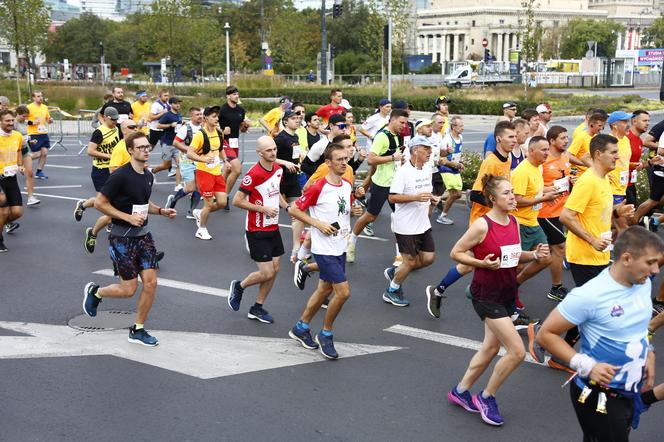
top-left (223, 139), bottom-right (239, 161)
top-left (196, 169), bottom-right (226, 198)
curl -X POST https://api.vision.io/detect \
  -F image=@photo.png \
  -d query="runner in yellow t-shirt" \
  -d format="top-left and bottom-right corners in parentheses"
top-left (109, 120), bottom-right (140, 172)
top-left (131, 91), bottom-right (151, 135)
top-left (259, 97), bottom-right (291, 136)
top-left (0, 109), bottom-right (25, 251)
top-left (567, 110), bottom-right (607, 176)
top-left (606, 111), bottom-right (633, 232)
top-left (26, 91), bottom-right (53, 179)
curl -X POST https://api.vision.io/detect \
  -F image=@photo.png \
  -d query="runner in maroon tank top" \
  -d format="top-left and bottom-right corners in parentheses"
top-left (446, 175), bottom-right (549, 427)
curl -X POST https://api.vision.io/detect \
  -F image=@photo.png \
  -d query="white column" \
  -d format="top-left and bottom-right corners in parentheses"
top-left (436, 34), bottom-right (442, 63)
top-left (452, 34), bottom-right (459, 61)
top-left (616, 32), bottom-right (622, 51)
top-left (441, 34), bottom-right (447, 61)
top-left (497, 33), bottom-right (504, 61)
top-left (504, 33), bottom-right (509, 62)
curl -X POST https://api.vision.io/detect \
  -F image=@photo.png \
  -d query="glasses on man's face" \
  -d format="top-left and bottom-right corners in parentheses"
top-left (335, 123), bottom-right (347, 130)
top-left (133, 144), bottom-right (152, 151)
top-left (127, 125), bottom-right (137, 130)
top-left (293, 111), bottom-right (303, 116)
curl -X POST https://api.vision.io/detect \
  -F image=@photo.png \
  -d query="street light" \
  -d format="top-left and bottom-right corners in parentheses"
top-left (224, 22), bottom-right (231, 86)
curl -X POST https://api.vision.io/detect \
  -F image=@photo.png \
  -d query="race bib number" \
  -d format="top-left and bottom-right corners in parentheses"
top-left (403, 136), bottom-right (411, 146)
top-left (601, 231), bottom-right (613, 252)
top-left (533, 202), bottom-right (542, 211)
top-left (554, 176), bottom-right (569, 193)
top-left (132, 204), bottom-right (149, 218)
top-left (292, 144), bottom-right (301, 159)
top-left (264, 208), bottom-right (279, 227)
top-left (228, 138), bottom-right (239, 149)
top-left (339, 224), bottom-right (350, 238)
top-left (620, 170), bottom-right (629, 187)
top-left (37, 125), bottom-right (47, 133)
top-left (630, 169), bottom-right (638, 184)
top-left (118, 114), bottom-right (130, 124)
top-left (499, 244), bottom-right (521, 268)
top-left (3, 165), bottom-right (18, 177)
top-left (450, 153), bottom-right (462, 163)
top-left (206, 156), bottom-right (221, 169)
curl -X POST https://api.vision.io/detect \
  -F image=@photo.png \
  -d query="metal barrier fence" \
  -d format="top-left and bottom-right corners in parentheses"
top-left (77, 109), bottom-right (99, 155)
top-left (47, 106), bottom-right (66, 151)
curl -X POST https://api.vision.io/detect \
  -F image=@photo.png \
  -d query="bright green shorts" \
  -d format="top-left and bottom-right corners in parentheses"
top-left (441, 172), bottom-right (463, 191)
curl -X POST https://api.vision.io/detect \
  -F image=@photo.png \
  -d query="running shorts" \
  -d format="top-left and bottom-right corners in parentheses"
top-left (246, 230), bottom-right (285, 262)
top-left (91, 166), bottom-right (110, 192)
top-left (650, 173), bottom-right (664, 202)
top-left (196, 169), bottom-right (226, 198)
top-left (29, 134), bottom-right (50, 152)
top-left (0, 175), bottom-right (23, 207)
top-left (519, 224), bottom-right (548, 251)
top-left (280, 180), bottom-right (302, 199)
top-left (367, 183), bottom-right (392, 216)
top-left (161, 144), bottom-right (179, 162)
top-left (431, 173), bottom-right (445, 196)
top-left (148, 129), bottom-right (162, 147)
top-left (314, 253), bottom-right (347, 284)
top-left (395, 229), bottom-right (435, 256)
top-left (441, 173), bottom-right (463, 191)
top-left (471, 298), bottom-right (514, 321)
top-left (613, 194), bottom-right (626, 205)
top-left (538, 217), bottom-right (566, 246)
top-left (108, 233), bottom-right (157, 280)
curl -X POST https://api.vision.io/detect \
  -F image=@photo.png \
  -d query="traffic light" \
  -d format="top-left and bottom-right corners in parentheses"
top-left (330, 45), bottom-right (335, 59)
top-left (484, 48), bottom-right (491, 62)
top-left (333, 0), bottom-right (342, 18)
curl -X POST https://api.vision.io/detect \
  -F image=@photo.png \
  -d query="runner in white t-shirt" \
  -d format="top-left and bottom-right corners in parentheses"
top-left (382, 135), bottom-right (439, 307)
top-left (148, 90), bottom-right (171, 147)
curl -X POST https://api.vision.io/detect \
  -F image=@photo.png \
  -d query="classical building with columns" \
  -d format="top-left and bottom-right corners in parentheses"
top-left (416, 0), bottom-right (660, 62)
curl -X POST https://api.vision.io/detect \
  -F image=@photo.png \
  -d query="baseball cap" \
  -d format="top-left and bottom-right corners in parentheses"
top-left (203, 105), bottom-right (221, 116)
top-left (536, 103), bottom-right (551, 113)
top-left (103, 107), bottom-right (119, 120)
top-left (393, 100), bottom-right (408, 110)
top-left (378, 98), bottom-right (391, 107)
top-left (226, 85), bottom-right (239, 95)
top-left (435, 95), bottom-right (450, 105)
top-left (503, 102), bottom-right (517, 109)
top-left (607, 110), bottom-right (632, 125)
top-left (135, 90), bottom-right (147, 98)
top-left (282, 109), bottom-right (299, 121)
top-left (168, 97), bottom-right (182, 104)
top-left (329, 114), bottom-right (346, 126)
top-left (415, 119), bottom-right (433, 130)
top-left (409, 135), bottom-right (435, 149)
top-left (279, 96), bottom-right (291, 104)
top-left (340, 99), bottom-right (352, 110)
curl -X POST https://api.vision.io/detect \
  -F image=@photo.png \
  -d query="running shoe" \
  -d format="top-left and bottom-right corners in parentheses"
top-left (643, 215), bottom-right (659, 233)
top-left (515, 292), bottom-right (525, 311)
top-left (35, 170), bottom-right (48, 180)
top-left (84, 228), bottom-right (96, 254)
top-left (27, 196), bottom-right (40, 206)
top-left (105, 224), bottom-right (112, 233)
top-left (165, 194), bottom-right (175, 210)
top-left (321, 297), bottom-right (329, 309)
top-left (383, 266), bottom-right (396, 282)
top-left (195, 227), bottom-right (212, 240)
top-left (167, 169), bottom-right (177, 177)
top-left (248, 306), bottom-right (274, 324)
top-left (382, 288), bottom-right (410, 307)
top-left (0, 239), bottom-right (7, 252)
top-left (346, 241), bottom-right (356, 263)
top-left (173, 183), bottom-right (183, 192)
top-left (425, 285), bottom-right (443, 318)
top-left (4, 222), bottom-right (19, 233)
top-left (548, 356), bottom-right (574, 374)
top-left (186, 210), bottom-right (195, 220)
top-left (393, 255), bottom-right (402, 267)
top-left (547, 285), bottom-right (569, 302)
top-left (224, 195), bottom-right (230, 211)
top-left (447, 388), bottom-right (479, 413)
top-left (315, 332), bottom-right (338, 360)
top-left (436, 214), bottom-right (454, 225)
top-left (527, 323), bottom-right (547, 364)
top-left (472, 392), bottom-right (504, 426)
top-left (289, 326), bottom-right (319, 349)
top-left (192, 208), bottom-right (202, 228)
top-left (362, 223), bottom-right (374, 237)
top-left (74, 200), bottom-right (86, 221)
top-left (512, 312), bottom-right (539, 331)
top-left (652, 299), bottom-right (664, 317)
top-left (82, 282), bottom-right (101, 317)
top-left (156, 251), bottom-right (165, 262)
top-left (228, 280), bottom-right (243, 311)
top-left (128, 326), bottom-right (158, 347)
top-left (294, 260), bottom-right (310, 290)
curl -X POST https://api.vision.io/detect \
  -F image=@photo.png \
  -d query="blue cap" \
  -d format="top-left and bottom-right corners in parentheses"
top-left (408, 135), bottom-right (435, 149)
top-left (378, 98), bottom-right (391, 107)
top-left (393, 100), bottom-right (408, 110)
top-left (136, 90), bottom-right (147, 97)
top-left (607, 111), bottom-right (631, 125)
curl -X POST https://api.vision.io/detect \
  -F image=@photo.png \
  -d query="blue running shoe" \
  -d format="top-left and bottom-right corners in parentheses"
top-left (315, 332), bottom-right (338, 360)
top-left (289, 326), bottom-right (319, 349)
top-left (248, 305), bottom-right (274, 324)
top-left (383, 266), bottom-right (396, 282)
top-left (228, 280), bottom-right (243, 311)
top-left (35, 170), bottom-right (48, 180)
top-left (82, 282), bottom-right (101, 317)
top-left (472, 391), bottom-right (504, 426)
top-left (128, 326), bottom-right (158, 347)
top-left (382, 288), bottom-right (409, 307)
top-left (447, 388), bottom-right (479, 413)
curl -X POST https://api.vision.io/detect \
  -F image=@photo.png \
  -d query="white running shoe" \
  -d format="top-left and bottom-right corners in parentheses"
top-left (27, 196), bottom-right (40, 206)
top-left (195, 227), bottom-right (212, 240)
top-left (192, 209), bottom-right (202, 228)
top-left (436, 214), bottom-right (454, 225)
top-left (173, 183), bottom-right (183, 192)
top-left (346, 241), bottom-right (356, 263)
top-left (168, 169), bottom-right (177, 177)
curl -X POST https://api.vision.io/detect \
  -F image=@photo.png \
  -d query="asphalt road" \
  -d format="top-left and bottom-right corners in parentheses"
top-left (1, 130), bottom-right (663, 441)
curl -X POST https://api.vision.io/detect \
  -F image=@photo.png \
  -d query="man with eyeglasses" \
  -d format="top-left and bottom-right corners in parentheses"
top-left (301, 114), bottom-right (348, 177)
top-left (82, 131), bottom-right (176, 347)
top-left (75, 107), bottom-right (122, 254)
top-left (537, 103), bottom-right (553, 135)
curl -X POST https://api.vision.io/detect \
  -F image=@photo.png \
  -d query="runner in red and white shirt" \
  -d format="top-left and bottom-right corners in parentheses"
top-left (626, 110), bottom-right (649, 206)
top-left (288, 142), bottom-right (364, 360)
top-left (228, 136), bottom-right (289, 324)
top-left (315, 88), bottom-right (345, 126)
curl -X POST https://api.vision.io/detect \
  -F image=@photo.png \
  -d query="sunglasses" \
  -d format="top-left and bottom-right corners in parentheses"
top-left (293, 111), bottom-right (303, 116)
top-left (334, 123), bottom-right (348, 130)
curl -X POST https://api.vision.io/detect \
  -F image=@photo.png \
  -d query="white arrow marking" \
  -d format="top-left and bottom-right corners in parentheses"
top-left (0, 322), bottom-right (402, 379)
top-left (93, 269), bottom-right (229, 298)
top-left (384, 324), bottom-right (540, 365)
top-left (44, 164), bottom-right (81, 169)
top-left (21, 192), bottom-right (83, 202)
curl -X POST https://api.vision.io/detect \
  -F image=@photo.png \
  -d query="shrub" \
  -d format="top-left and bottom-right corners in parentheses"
top-left (460, 151), bottom-right (483, 190)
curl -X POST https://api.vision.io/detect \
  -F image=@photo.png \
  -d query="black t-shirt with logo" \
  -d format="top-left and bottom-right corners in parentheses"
top-left (219, 103), bottom-right (246, 139)
top-left (101, 163), bottom-right (153, 233)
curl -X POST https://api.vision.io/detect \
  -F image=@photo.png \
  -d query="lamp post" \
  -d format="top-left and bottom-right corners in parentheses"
top-left (224, 22), bottom-right (231, 86)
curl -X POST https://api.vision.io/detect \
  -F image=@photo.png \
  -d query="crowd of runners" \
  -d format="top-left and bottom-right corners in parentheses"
top-left (1, 85), bottom-right (664, 439)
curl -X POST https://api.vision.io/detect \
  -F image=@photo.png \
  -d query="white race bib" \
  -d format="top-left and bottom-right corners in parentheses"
top-left (450, 153), bottom-right (462, 163)
top-left (554, 176), bottom-right (569, 193)
top-left (3, 165), bottom-right (18, 177)
top-left (263, 208), bottom-right (279, 226)
top-left (228, 138), bottom-right (239, 149)
top-left (131, 204), bottom-right (149, 218)
top-left (499, 244), bottom-right (521, 268)
top-left (630, 169), bottom-right (638, 184)
top-left (292, 144), bottom-right (301, 160)
top-left (601, 231), bottom-right (613, 252)
top-left (403, 136), bottom-right (411, 146)
top-left (620, 170), bottom-right (629, 187)
top-left (206, 156), bottom-right (221, 169)
top-left (37, 125), bottom-right (47, 133)
top-left (339, 224), bottom-right (350, 238)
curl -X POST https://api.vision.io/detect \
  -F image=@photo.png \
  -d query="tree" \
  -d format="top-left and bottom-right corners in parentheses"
top-left (0, 0), bottom-right (51, 101)
top-left (642, 15), bottom-right (664, 48)
top-left (268, 6), bottom-right (319, 73)
top-left (518, 0), bottom-right (543, 64)
top-left (540, 27), bottom-right (563, 60)
top-left (560, 18), bottom-right (624, 59)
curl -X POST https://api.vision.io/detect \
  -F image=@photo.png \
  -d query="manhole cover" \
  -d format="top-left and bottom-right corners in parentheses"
top-left (68, 310), bottom-right (135, 332)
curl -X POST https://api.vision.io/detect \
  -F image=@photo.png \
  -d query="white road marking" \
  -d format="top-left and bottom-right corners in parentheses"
top-left (277, 224), bottom-right (389, 242)
top-left (28, 185), bottom-right (83, 190)
top-left (93, 269), bottom-right (230, 298)
top-left (21, 192), bottom-right (83, 202)
top-left (384, 324), bottom-right (540, 365)
top-left (0, 321), bottom-right (402, 379)
top-left (44, 164), bottom-right (81, 169)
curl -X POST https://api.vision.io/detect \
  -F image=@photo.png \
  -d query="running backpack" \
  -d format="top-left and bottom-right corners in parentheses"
top-left (200, 128), bottom-right (224, 154)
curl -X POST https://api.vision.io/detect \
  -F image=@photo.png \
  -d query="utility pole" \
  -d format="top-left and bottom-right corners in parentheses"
top-left (387, 15), bottom-right (392, 101)
top-left (321, 0), bottom-right (327, 85)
